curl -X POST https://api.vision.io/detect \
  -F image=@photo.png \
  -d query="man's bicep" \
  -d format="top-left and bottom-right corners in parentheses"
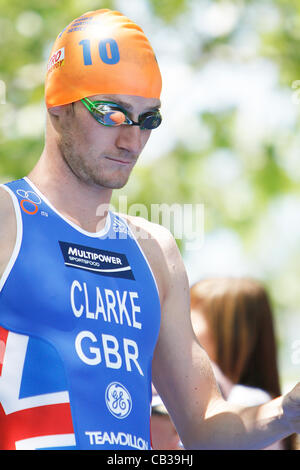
top-left (151, 234), bottom-right (222, 439)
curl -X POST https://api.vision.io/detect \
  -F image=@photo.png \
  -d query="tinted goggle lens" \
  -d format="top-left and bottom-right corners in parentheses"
top-left (139, 111), bottom-right (162, 130)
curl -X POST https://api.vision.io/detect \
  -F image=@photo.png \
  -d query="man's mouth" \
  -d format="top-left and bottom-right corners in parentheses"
top-left (105, 156), bottom-right (134, 165)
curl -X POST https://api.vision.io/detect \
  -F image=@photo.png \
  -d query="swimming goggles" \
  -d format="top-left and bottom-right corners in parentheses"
top-left (81, 97), bottom-right (162, 130)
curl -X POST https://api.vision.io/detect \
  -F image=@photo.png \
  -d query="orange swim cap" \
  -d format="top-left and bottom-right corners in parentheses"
top-left (45, 9), bottom-right (162, 108)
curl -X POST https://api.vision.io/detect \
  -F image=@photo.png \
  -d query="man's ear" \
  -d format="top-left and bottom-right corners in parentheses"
top-left (48, 105), bottom-right (65, 118)
top-left (47, 104), bottom-right (74, 132)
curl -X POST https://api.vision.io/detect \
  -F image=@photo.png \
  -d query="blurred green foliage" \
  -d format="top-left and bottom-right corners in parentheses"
top-left (0, 1), bottom-right (298, 247)
top-left (149, 0), bottom-right (188, 22)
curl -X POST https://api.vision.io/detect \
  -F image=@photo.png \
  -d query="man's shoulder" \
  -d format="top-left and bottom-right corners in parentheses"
top-left (118, 212), bottom-right (177, 253)
top-left (0, 183), bottom-right (17, 234)
top-left (0, 184), bottom-right (16, 217)
top-left (0, 183), bottom-right (17, 279)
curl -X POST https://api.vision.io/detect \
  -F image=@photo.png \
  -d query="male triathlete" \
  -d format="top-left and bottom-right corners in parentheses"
top-left (0, 9), bottom-right (299, 450)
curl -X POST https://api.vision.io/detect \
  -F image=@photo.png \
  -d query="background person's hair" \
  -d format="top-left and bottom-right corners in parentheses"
top-left (190, 277), bottom-right (298, 449)
top-left (190, 278), bottom-right (280, 398)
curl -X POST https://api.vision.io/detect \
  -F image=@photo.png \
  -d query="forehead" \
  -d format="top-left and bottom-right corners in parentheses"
top-left (88, 93), bottom-right (161, 112)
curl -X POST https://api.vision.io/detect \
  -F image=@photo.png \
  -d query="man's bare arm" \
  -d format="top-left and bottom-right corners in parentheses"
top-left (0, 186), bottom-right (17, 280)
top-left (136, 221), bottom-right (297, 450)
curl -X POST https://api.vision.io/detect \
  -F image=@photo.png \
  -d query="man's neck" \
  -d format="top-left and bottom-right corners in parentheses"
top-left (27, 151), bottom-right (113, 233)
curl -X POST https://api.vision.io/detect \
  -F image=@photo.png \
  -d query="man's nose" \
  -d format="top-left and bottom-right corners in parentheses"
top-left (115, 124), bottom-right (144, 155)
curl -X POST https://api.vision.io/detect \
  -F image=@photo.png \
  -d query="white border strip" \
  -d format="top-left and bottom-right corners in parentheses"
top-left (24, 176), bottom-right (111, 238)
top-left (15, 433), bottom-right (76, 450)
top-left (0, 185), bottom-right (23, 293)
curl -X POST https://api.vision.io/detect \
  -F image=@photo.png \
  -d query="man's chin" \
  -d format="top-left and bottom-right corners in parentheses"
top-left (94, 176), bottom-right (130, 190)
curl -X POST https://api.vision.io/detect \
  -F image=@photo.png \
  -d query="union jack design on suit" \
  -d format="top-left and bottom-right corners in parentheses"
top-left (0, 326), bottom-right (76, 450)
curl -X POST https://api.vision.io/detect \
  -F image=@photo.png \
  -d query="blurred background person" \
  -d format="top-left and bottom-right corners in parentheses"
top-left (190, 277), bottom-right (296, 450)
top-left (151, 386), bottom-right (182, 450)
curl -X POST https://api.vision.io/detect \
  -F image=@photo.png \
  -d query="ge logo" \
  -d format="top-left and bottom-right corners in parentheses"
top-left (16, 189), bottom-right (41, 215)
top-left (105, 382), bottom-right (132, 419)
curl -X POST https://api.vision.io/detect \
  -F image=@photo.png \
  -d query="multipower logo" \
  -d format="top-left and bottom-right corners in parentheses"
top-left (59, 241), bottom-right (135, 280)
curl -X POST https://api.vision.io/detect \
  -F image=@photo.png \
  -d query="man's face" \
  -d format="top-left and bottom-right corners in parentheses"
top-left (51, 94), bottom-right (161, 189)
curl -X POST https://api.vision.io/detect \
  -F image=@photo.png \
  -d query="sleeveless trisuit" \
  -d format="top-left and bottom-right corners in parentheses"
top-left (0, 177), bottom-right (161, 450)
